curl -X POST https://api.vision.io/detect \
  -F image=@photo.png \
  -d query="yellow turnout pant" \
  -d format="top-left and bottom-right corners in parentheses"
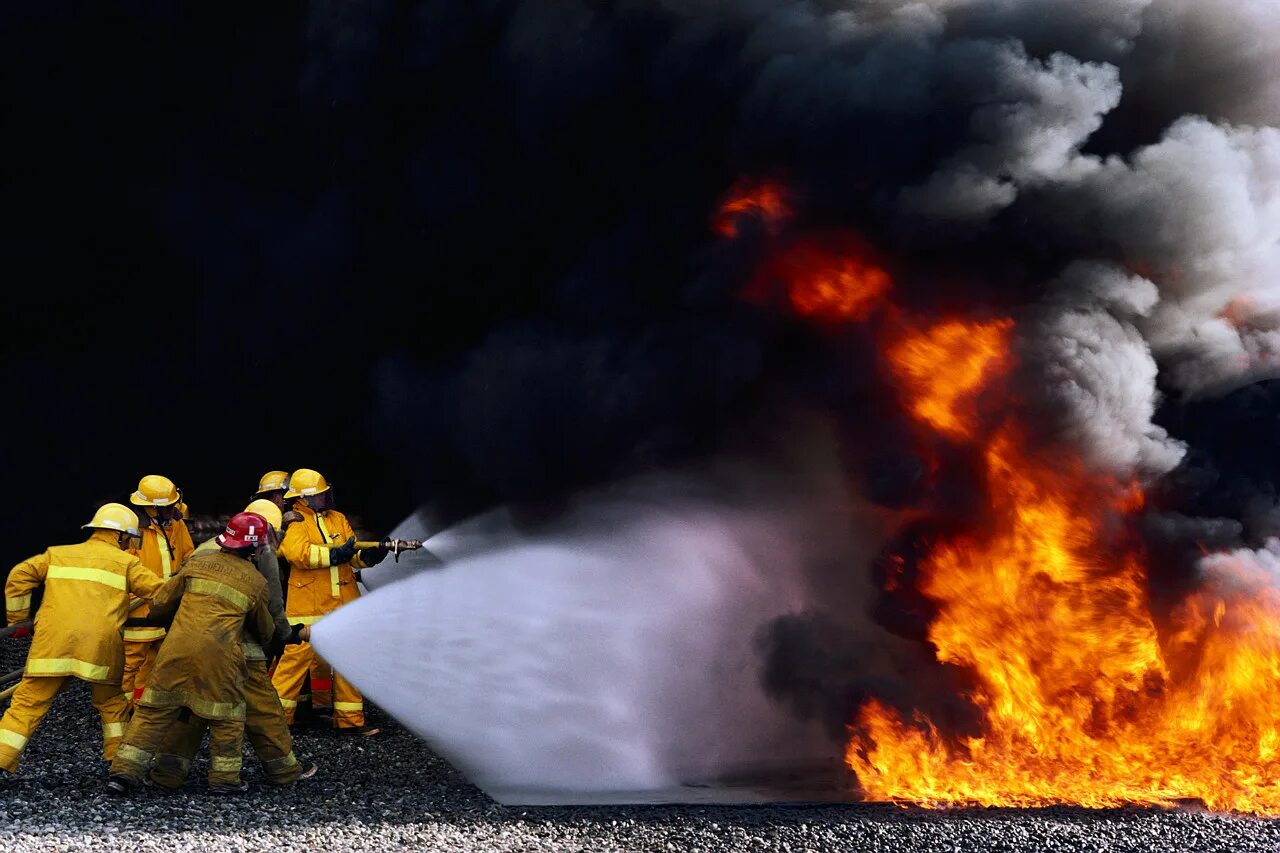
top-left (0, 675), bottom-right (128, 772)
top-left (111, 704), bottom-right (245, 787)
top-left (309, 658), bottom-right (334, 711)
top-left (271, 641), bottom-right (364, 728)
top-left (150, 661), bottom-right (302, 787)
top-left (121, 638), bottom-right (161, 703)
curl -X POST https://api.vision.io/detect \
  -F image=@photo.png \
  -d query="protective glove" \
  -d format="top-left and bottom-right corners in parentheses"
top-left (286, 623), bottom-right (312, 644)
top-left (8, 626), bottom-right (31, 639)
top-left (328, 536), bottom-right (357, 565)
top-left (358, 544), bottom-right (389, 567)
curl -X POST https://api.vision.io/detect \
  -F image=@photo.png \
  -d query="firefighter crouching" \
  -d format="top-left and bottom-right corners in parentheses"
top-left (108, 511), bottom-right (277, 794)
top-left (271, 468), bottom-right (387, 735)
top-left (149, 499), bottom-right (317, 787)
top-left (122, 475), bottom-right (195, 705)
top-left (1, 504), bottom-right (162, 776)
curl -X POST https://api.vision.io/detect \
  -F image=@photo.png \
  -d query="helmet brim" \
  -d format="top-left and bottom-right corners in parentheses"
top-left (130, 492), bottom-right (179, 507)
top-left (284, 484), bottom-right (331, 499)
top-left (84, 522), bottom-right (141, 536)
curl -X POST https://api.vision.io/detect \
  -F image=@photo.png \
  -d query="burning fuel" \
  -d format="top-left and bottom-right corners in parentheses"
top-left (712, 105), bottom-right (1280, 808)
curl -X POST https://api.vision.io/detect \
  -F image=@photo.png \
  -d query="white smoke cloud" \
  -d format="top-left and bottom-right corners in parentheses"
top-left (1046, 117), bottom-right (1280, 398)
top-left (899, 45), bottom-right (1121, 221)
top-left (1022, 261), bottom-right (1187, 478)
top-left (1197, 538), bottom-right (1280, 595)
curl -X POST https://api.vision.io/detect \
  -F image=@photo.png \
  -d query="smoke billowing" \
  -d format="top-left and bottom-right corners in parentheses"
top-left (4, 0), bottom-right (1279, 798)
top-left (286, 0), bottom-right (1279, 521)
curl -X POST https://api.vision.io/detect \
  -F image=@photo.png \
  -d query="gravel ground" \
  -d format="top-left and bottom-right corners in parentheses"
top-left (2, 638), bottom-right (1278, 852)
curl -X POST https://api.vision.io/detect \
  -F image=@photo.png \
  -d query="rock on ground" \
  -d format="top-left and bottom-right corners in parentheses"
top-left (2, 637), bottom-right (1278, 852)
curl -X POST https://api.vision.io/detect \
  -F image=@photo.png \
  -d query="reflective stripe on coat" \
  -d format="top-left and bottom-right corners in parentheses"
top-left (138, 551), bottom-right (275, 721)
top-left (278, 503), bottom-right (363, 619)
top-left (4, 532), bottom-right (163, 685)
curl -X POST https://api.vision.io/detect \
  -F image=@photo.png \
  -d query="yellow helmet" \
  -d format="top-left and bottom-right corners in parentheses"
top-left (255, 471), bottom-right (290, 495)
top-left (130, 474), bottom-right (180, 507)
top-left (284, 468), bottom-right (330, 499)
top-left (83, 503), bottom-right (141, 536)
top-left (244, 498), bottom-right (283, 531)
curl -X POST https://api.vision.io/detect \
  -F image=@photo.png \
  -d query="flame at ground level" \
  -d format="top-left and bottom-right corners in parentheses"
top-left (847, 319), bottom-right (1280, 815)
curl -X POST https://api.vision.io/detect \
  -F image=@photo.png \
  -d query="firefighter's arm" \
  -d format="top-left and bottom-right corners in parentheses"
top-left (146, 574), bottom-right (185, 624)
top-left (335, 513), bottom-right (382, 569)
top-left (280, 521), bottom-right (329, 571)
top-left (281, 521), bottom-right (356, 570)
top-left (249, 597), bottom-right (276, 648)
top-left (125, 555), bottom-right (164, 601)
top-left (5, 551), bottom-right (50, 624)
top-left (352, 545), bottom-right (386, 569)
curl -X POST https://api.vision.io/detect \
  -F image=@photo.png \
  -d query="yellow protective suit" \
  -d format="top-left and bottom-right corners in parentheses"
top-left (149, 659), bottom-right (303, 787)
top-left (150, 538), bottom-right (301, 786)
top-left (110, 550), bottom-right (274, 787)
top-left (122, 515), bottom-right (194, 702)
top-left (0, 531), bottom-right (163, 772)
top-left (271, 502), bottom-right (374, 729)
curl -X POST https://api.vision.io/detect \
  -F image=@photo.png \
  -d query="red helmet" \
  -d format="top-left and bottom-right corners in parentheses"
top-left (217, 512), bottom-right (269, 549)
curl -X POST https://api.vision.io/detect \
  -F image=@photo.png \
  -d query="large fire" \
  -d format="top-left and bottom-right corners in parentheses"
top-left (848, 316), bottom-right (1280, 815)
top-left (713, 185), bottom-right (1280, 814)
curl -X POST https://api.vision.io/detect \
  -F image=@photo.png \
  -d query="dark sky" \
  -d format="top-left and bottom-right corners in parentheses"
top-left (0, 2), bottom-right (776, 570)
top-left (3, 3), bottom-right (403, 565)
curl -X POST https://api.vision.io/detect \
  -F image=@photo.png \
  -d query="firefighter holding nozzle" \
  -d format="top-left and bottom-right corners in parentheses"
top-left (270, 468), bottom-right (386, 735)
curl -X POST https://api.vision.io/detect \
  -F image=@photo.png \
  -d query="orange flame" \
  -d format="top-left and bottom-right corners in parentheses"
top-left (847, 318), bottom-right (1280, 814)
top-left (714, 179), bottom-right (791, 238)
top-left (887, 319), bottom-right (1014, 439)
top-left (778, 238), bottom-right (892, 322)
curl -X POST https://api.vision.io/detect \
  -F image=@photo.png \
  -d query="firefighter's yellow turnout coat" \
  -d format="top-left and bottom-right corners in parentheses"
top-left (271, 502), bottom-right (375, 728)
top-left (0, 531), bottom-right (163, 772)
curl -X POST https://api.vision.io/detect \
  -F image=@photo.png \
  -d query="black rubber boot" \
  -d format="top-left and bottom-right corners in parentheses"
top-left (208, 779), bottom-right (250, 795)
top-left (105, 775), bottom-right (137, 796)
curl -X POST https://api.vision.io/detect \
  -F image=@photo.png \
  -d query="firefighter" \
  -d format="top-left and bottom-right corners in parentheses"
top-left (107, 511), bottom-right (276, 795)
top-left (0, 504), bottom-right (162, 776)
top-left (253, 471), bottom-right (290, 511)
top-left (271, 468), bottom-right (385, 734)
top-left (149, 499), bottom-right (317, 787)
top-left (122, 474), bottom-right (195, 705)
